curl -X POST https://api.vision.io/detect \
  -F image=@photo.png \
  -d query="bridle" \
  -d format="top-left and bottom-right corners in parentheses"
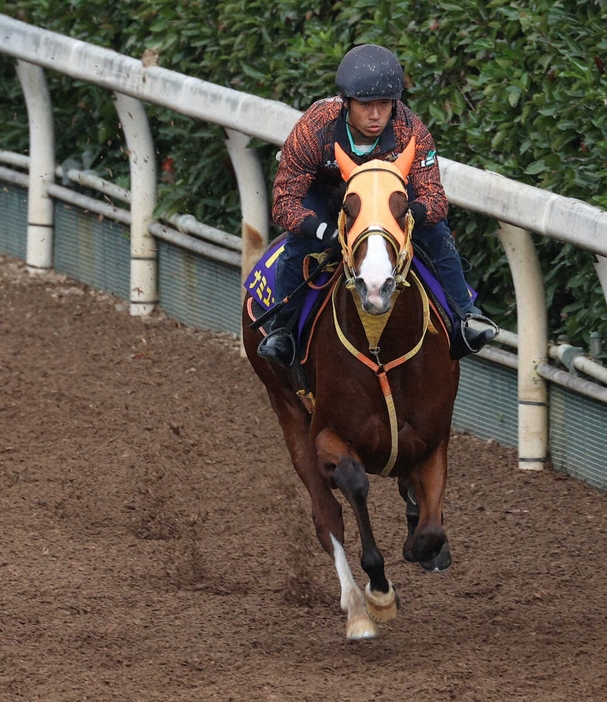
top-left (337, 161), bottom-right (415, 290)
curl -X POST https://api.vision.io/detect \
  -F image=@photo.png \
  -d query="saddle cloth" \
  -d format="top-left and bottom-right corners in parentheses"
top-left (243, 239), bottom-right (476, 350)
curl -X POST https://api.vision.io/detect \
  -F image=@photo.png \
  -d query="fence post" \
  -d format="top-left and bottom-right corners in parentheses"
top-left (497, 222), bottom-right (548, 470)
top-left (224, 130), bottom-right (268, 275)
top-left (224, 128), bottom-right (269, 353)
top-left (15, 60), bottom-right (55, 272)
top-left (114, 92), bottom-right (158, 316)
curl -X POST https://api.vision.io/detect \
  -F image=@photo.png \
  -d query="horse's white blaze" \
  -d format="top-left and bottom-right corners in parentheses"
top-left (357, 233), bottom-right (393, 308)
top-left (330, 534), bottom-right (378, 640)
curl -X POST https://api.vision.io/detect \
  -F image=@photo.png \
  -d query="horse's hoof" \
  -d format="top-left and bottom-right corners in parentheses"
top-left (403, 527), bottom-right (446, 565)
top-left (420, 539), bottom-right (452, 572)
top-left (364, 581), bottom-right (399, 623)
top-left (346, 615), bottom-right (379, 640)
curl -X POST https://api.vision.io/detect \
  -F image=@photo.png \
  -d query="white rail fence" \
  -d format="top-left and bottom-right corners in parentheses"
top-left (1, 14), bottom-right (607, 473)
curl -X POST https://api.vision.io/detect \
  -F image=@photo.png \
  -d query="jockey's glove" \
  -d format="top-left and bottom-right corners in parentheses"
top-left (409, 201), bottom-right (428, 227)
top-left (318, 223), bottom-right (340, 249)
top-left (301, 215), bottom-right (340, 249)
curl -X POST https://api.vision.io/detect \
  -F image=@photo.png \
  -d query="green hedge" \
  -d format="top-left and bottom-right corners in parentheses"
top-left (1, 0), bottom-right (606, 347)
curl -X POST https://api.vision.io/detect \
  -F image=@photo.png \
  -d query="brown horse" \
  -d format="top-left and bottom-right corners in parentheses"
top-left (242, 138), bottom-right (460, 640)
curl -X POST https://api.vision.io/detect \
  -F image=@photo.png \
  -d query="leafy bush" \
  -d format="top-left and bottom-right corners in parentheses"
top-left (1, 0), bottom-right (606, 345)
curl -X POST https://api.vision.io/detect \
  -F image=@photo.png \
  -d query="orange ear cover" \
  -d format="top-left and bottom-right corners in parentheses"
top-left (335, 137), bottom-right (417, 182)
top-left (334, 142), bottom-right (356, 181)
top-left (393, 136), bottom-right (416, 178)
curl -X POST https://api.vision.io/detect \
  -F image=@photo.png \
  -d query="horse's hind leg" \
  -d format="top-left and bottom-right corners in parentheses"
top-left (402, 485), bottom-right (452, 572)
top-left (400, 441), bottom-right (450, 570)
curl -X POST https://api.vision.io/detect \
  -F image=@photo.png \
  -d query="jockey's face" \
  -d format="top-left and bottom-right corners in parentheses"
top-left (346, 98), bottom-right (393, 143)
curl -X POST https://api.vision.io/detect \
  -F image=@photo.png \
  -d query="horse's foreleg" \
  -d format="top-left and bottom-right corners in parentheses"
top-left (268, 390), bottom-right (346, 552)
top-left (274, 398), bottom-right (374, 640)
top-left (400, 441), bottom-right (450, 569)
top-left (281, 416), bottom-right (378, 639)
top-left (330, 534), bottom-right (378, 640)
top-left (317, 429), bottom-right (398, 629)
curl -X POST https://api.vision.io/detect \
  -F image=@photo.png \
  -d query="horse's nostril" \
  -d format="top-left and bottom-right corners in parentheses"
top-left (381, 278), bottom-right (396, 298)
top-left (354, 277), bottom-right (367, 297)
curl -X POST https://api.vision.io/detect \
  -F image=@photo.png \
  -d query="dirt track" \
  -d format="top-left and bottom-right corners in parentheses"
top-left (1, 253), bottom-right (606, 701)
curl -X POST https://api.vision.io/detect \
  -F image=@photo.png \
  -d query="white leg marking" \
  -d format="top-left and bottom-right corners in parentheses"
top-left (330, 534), bottom-right (378, 640)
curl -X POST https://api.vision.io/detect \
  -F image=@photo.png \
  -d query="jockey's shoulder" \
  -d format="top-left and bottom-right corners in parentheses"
top-left (303, 96), bottom-right (344, 118)
top-left (393, 101), bottom-right (420, 124)
top-left (293, 97), bottom-right (343, 138)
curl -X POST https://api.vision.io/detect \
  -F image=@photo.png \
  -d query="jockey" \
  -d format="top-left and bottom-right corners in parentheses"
top-left (257, 44), bottom-right (497, 367)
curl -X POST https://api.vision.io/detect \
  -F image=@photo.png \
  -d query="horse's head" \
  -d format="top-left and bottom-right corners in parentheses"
top-left (335, 139), bottom-right (416, 315)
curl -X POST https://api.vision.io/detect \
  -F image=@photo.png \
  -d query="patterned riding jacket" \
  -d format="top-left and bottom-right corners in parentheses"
top-left (272, 96), bottom-right (449, 238)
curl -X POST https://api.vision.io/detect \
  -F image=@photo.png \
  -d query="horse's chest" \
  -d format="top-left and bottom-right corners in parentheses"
top-left (313, 365), bottom-right (443, 470)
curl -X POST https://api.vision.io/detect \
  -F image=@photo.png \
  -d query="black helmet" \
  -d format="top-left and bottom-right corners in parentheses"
top-left (336, 44), bottom-right (404, 102)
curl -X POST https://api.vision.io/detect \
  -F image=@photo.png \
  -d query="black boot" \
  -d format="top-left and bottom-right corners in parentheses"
top-left (257, 311), bottom-right (297, 367)
top-left (463, 322), bottom-right (496, 352)
top-left (257, 328), bottom-right (295, 367)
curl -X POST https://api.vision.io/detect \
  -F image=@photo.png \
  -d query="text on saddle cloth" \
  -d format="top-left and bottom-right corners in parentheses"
top-left (243, 240), bottom-right (333, 343)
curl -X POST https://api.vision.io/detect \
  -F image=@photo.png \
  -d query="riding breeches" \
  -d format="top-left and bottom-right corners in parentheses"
top-left (412, 219), bottom-right (474, 314)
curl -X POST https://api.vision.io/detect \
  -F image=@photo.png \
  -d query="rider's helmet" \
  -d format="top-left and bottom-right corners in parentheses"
top-left (336, 44), bottom-right (405, 102)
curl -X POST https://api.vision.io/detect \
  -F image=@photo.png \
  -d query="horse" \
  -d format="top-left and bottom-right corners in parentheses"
top-left (242, 137), bottom-right (460, 640)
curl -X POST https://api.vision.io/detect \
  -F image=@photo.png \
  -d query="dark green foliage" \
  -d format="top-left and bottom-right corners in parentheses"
top-left (1, 0), bottom-right (606, 345)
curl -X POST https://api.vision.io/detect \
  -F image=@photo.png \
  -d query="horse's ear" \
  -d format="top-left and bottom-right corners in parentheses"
top-left (394, 136), bottom-right (416, 178)
top-left (334, 142), bottom-right (356, 181)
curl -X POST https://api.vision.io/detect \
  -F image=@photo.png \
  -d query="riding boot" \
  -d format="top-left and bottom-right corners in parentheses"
top-left (256, 309), bottom-right (297, 367)
top-left (414, 221), bottom-right (499, 358)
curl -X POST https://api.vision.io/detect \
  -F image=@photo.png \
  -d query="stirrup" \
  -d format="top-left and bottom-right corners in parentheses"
top-left (461, 312), bottom-right (499, 354)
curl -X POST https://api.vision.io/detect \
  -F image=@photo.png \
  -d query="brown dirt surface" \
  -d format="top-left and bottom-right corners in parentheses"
top-left (1, 253), bottom-right (606, 702)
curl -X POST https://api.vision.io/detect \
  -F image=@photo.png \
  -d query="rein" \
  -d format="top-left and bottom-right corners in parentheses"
top-left (331, 269), bottom-right (434, 477)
